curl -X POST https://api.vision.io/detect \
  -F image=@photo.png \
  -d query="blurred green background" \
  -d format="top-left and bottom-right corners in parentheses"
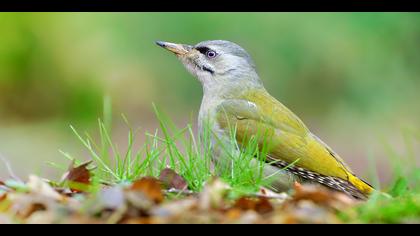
top-left (0, 13), bottom-right (419, 186)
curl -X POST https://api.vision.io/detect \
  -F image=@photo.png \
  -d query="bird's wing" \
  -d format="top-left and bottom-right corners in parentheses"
top-left (215, 90), bottom-right (374, 198)
top-left (215, 89), bottom-right (355, 183)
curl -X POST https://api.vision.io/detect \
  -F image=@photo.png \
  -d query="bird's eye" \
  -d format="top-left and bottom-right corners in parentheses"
top-left (206, 50), bottom-right (217, 58)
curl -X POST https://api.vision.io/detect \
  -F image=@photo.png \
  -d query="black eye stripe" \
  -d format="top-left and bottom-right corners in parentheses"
top-left (196, 46), bottom-right (218, 57)
top-left (195, 46), bottom-right (210, 54)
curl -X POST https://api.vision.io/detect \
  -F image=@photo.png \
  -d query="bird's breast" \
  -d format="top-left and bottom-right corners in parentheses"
top-left (198, 97), bottom-right (235, 161)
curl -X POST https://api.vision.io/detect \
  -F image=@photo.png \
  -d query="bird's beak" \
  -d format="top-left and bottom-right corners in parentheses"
top-left (155, 41), bottom-right (192, 56)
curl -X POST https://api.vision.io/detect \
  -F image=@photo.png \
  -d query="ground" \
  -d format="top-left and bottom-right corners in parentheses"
top-left (1, 161), bottom-right (419, 224)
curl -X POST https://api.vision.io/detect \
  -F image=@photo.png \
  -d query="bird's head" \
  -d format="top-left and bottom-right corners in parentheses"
top-left (156, 40), bottom-right (263, 94)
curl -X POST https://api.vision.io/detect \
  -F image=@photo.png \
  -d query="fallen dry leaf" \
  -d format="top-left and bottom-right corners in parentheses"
top-left (61, 161), bottom-right (93, 193)
top-left (0, 194), bottom-right (10, 213)
top-left (159, 168), bottom-right (188, 191)
top-left (225, 208), bottom-right (242, 220)
top-left (151, 197), bottom-right (197, 218)
top-left (7, 193), bottom-right (54, 219)
top-left (0, 172), bottom-right (363, 224)
top-left (27, 211), bottom-right (104, 224)
top-left (276, 200), bottom-right (342, 224)
top-left (293, 182), bottom-right (332, 204)
top-left (123, 217), bottom-right (163, 224)
top-left (6, 175), bottom-right (75, 220)
top-left (130, 177), bottom-right (164, 204)
top-left (233, 197), bottom-right (274, 215)
top-left (0, 193), bottom-right (6, 202)
top-left (0, 181), bottom-right (7, 202)
top-left (199, 178), bottom-right (231, 210)
top-left (292, 182), bottom-right (356, 207)
top-left (27, 175), bottom-right (64, 202)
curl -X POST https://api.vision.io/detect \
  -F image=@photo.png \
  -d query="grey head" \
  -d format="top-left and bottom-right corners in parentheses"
top-left (156, 40), bottom-right (263, 95)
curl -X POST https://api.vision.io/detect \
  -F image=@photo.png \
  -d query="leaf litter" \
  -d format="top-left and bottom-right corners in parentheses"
top-left (0, 161), bottom-right (362, 224)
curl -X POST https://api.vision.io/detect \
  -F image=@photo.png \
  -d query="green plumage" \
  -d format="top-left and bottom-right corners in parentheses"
top-left (215, 89), bottom-right (373, 198)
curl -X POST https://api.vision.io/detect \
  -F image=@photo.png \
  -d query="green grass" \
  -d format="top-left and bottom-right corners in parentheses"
top-left (339, 128), bottom-right (420, 224)
top-left (64, 100), bottom-right (277, 195)
top-left (339, 184), bottom-right (420, 223)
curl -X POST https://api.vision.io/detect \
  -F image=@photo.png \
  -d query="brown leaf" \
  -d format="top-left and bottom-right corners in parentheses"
top-left (225, 208), bottom-right (242, 220)
top-left (159, 168), bottom-right (188, 191)
top-left (0, 180), bottom-right (7, 201)
top-left (130, 177), bottom-right (164, 204)
top-left (61, 161), bottom-right (93, 193)
top-left (7, 176), bottom-right (68, 220)
top-left (123, 217), bottom-right (162, 224)
top-left (292, 182), bottom-right (331, 204)
top-left (0, 193), bottom-right (6, 202)
top-left (233, 197), bottom-right (274, 214)
top-left (291, 182), bottom-right (356, 208)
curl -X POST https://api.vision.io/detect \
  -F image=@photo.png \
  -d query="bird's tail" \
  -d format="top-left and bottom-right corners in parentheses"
top-left (269, 158), bottom-right (374, 200)
top-left (348, 174), bottom-right (375, 196)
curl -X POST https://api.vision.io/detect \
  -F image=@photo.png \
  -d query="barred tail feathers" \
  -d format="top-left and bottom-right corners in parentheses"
top-left (268, 157), bottom-right (372, 200)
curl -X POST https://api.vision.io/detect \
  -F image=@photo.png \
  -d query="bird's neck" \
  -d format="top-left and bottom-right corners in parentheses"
top-left (201, 74), bottom-right (263, 99)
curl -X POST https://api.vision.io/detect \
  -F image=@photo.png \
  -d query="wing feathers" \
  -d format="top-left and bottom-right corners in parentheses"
top-left (215, 93), bottom-right (374, 197)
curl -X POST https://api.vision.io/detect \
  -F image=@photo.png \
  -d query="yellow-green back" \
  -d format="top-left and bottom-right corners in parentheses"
top-left (217, 89), bottom-right (373, 195)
